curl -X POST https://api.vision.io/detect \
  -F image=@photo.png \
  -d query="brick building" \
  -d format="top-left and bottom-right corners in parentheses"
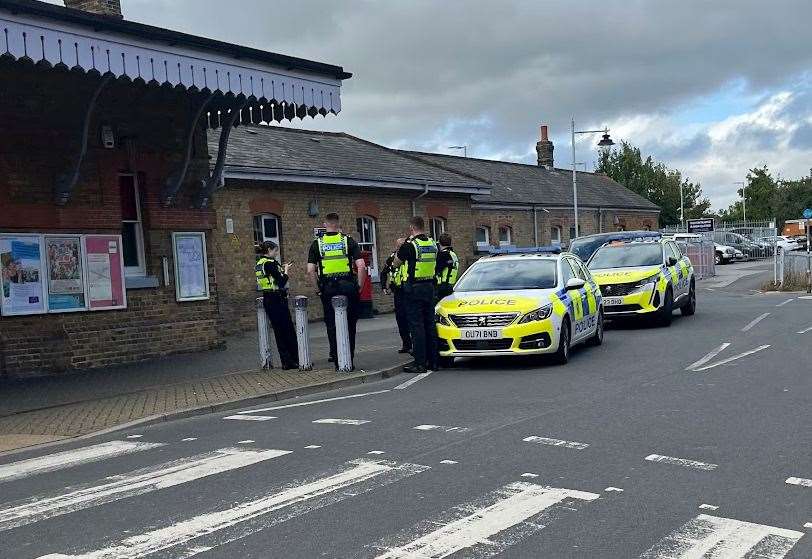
top-left (0, 0), bottom-right (349, 377)
top-left (208, 126), bottom-right (490, 333)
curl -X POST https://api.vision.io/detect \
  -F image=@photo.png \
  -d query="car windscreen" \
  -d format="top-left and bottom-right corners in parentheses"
top-left (569, 238), bottom-right (601, 261)
top-left (588, 244), bottom-right (663, 269)
top-left (455, 259), bottom-right (557, 291)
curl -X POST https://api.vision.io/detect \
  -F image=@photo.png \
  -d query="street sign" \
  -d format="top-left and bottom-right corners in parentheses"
top-left (686, 218), bottom-right (715, 233)
top-left (803, 208), bottom-right (812, 219)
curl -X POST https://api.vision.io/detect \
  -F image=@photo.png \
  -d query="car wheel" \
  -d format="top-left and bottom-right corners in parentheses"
top-left (657, 288), bottom-right (673, 327)
top-left (588, 310), bottom-right (604, 346)
top-left (551, 319), bottom-right (571, 364)
top-left (714, 253), bottom-right (722, 265)
top-left (681, 281), bottom-right (696, 316)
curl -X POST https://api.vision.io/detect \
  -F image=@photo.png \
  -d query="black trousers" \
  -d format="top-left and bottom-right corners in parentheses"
top-left (319, 278), bottom-right (359, 364)
top-left (436, 283), bottom-right (454, 302)
top-left (262, 291), bottom-right (298, 368)
top-left (393, 288), bottom-right (411, 350)
top-left (403, 281), bottom-right (437, 368)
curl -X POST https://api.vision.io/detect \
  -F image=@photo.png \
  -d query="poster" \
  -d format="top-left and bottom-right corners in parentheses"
top-left (45, 236), bottom-right (87, 312)
top-left (83, 235), bottom-right (127, 311)
top-left (173, 232), bottom-right (209, 302)
top-left (0, 235), bottom-right (46, 316)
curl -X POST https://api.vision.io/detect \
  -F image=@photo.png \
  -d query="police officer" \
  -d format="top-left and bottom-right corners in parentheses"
top-left (306, 213), bottom-right (367, 369)
top-left (381, 238), bottom-right (411, 354)
top-left (394, 216), bottom-right (439, 374)
top-left (256, 241), bottom-right (298, 370)
top-left (435, 233), bottom-right (459, 301)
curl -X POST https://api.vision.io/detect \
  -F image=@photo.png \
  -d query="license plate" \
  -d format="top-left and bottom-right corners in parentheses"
top-left (461, 329), bottom-right (502, 339)
top-left (604, 297), bottom-right (624, 306)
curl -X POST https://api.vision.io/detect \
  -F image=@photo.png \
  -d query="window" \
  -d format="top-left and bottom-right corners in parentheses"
top-left (498, 226), bottom-right (512, 246)
top-left (560, 258), bottom-right (576, 285)
top-left (550, 226), bottom-right (562, 246)
top-left (667, 242), bottom-right (682, 260)
top-left (568, 257), bottom-right (588, 281)
top-left (430, 217), bottom-right (446, 239)
top-left (120, 175), bottom-right (145, 276)
top-left (253, 214), bottom-right (281, 251)
top-left (475, 226), bottom-right (490, 250)
top-left (356, 216), bottom-right (379, 279)
top-left (569, 225), bottom-right (576, 241)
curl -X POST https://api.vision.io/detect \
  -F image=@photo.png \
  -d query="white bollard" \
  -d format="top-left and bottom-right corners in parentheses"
top-left (294, 296), bottom-right (313, 371)
top-left (256, 297), bottom-right (279, 370)
top-left (332, 295), bottom-right (353, 372)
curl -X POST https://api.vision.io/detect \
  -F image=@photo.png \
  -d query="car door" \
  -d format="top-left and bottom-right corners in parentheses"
top-left (666, 241), bottom-right (689, 298)
top-left (565, 257), bottom-right (595, 341)
top-left (573, 257), bottom-right (600, 335)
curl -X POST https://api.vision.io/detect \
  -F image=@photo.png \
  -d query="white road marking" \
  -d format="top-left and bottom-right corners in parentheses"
top-left (742, 312), bottom-right (770, 332)
top-left (368, 482), bottom-right (599, 558)
top-left (439, 460), bottom-right (458, 465)
top-left (800, 296), bottom-right (812, 300)
top-left (797, 325), bottom-right (812, 334)
top-left (236, 440), bottom-right (255, 444)
top-left (0, 441), bottom-right (164, 484)
top-left (413, 425), bottom-right (469, 433)
top-left (804, 522), bottom-right (812, 529)
top-left (237, 390), bottom-right (390, 414)
top-left (786, 477), bottom-right (812, 487)
top-left (523, 436), bottom-right (589, 450)
top-left (644, 454), bottom-right (717, 471)
top-left (304, 445), bottom-right (321, 449)
top-left (393, 372), bottom-right (432, 390)
top-left (223, 415), bottom-right (276, 421)
top-left (685, 342), bottom-right (730, 371)
top-left (367, 451), bottom-right (385, 455)
top-left (698, 504), bottom-right (719, 511)
top-left (312, 418), bottom-right (370, 425)
top-left (125, 435), bottom-right (143, 439)
top-left (521, 473), bottom-right (538, 478)
top-left (0, 447), bottom-right (290, 532)
top-left (776, 298), bottom-right (795, 307)
top-left (640, 513), bottom-right (804, 558)
top-left (39, 459), bottom-right (429, 559)
top-left (605, 487), bottom-right (624, 493)
top-left (181, 438), bottom-right (197, 442)
top-left (692, 344), bottom-right (771, 372)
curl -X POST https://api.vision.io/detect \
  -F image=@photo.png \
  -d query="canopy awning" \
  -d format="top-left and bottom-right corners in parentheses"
top-left (0, 0), bottom-right (348, 123)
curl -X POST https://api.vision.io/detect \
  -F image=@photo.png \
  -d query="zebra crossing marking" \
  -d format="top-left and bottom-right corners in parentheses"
top-left (38, 459), bottom-right (429, 559)
top-left (366, 482), bottom-right (599, 558)
top-left (313, 418), bottom-right (370, 425)
top-left (413, 425), bottom-right (468, 433)
top-left (0, 441), bottom-right (164, 484)
top-left (523, 436), bottom-right (589, 450)
top-left (0, 447), bottom-right (290, 532)
top-left (645, 454), bottom-right (717, 471)
top-left (640, 514), bottom-right (804, 558)
top-left (223, 415), bottom-right (276, 421)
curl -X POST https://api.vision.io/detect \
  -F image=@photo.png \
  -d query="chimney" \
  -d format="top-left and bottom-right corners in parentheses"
top-left (536, 124), bottom-right (554, 169)
top-left (64, 0), bottom-right (123, 18)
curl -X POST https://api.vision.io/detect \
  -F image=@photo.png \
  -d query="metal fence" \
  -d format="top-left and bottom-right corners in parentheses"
top-left (662, 219), bottom-right (778, 262)
top-left (674, 237), bottom-right (716, 280)
top-left (777, 249), bottom-right (812, 291)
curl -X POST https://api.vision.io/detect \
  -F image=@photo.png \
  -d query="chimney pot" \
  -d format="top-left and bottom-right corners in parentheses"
top-left (64, 0), bottom-right (124, 18)
top-left (536, 124), bottom-right (554, 169)
top-left (540, 125), bottom-right (549, 141)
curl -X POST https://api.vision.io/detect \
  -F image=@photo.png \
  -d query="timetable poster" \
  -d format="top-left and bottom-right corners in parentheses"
top-left (83, 235), bottom-right (127, 311)
top-left (45, 236), bottom-right (87, 312)
top-left (173, 232), bottom-right (210, 302)
top-left (0, 235), bottom-right (47, 316)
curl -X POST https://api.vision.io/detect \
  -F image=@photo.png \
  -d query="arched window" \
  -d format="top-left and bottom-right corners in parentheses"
top-left (550, 226), bottom-right (562, 246)
top-left (498, 226), bottom-right (512, 246)
top-left (430, 217), bottom-right (446, 239)
top-left (475, 226), bottom-right (491, 251)
top-left (253, 214), bottom-right (281, 253)
top-left (356, 216), bottom-right (379, 280)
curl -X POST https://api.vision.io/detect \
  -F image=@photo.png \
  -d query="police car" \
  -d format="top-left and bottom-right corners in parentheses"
top-left (587, 238), bottom-right (696, 326)
top-left (434, 249), bottom-right (603, 365)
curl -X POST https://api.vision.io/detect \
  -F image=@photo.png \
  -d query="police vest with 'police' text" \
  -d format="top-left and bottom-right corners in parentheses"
top-left (409, 237), bottom-right (438, 281)
top-left (317, 233), bottom-right (352, 277)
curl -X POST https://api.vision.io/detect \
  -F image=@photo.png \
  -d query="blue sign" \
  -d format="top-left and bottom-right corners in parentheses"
top-left (803, 208), bottom-right (812, 219)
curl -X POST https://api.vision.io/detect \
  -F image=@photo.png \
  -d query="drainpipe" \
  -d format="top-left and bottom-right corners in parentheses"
top-left (411, 183), bottom-right (430, 216)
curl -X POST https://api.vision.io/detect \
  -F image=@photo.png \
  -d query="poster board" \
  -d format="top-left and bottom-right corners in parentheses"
top-left (45, 235), bottom-right (88, 312)
top-left (82, 235), bottom-right (127, 311)
top-left (0, 234), bottom-right (47, 316)
top-left (172, 232), bottom-right (210, 302)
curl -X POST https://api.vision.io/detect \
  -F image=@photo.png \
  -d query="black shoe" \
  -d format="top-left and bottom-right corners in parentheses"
top-left (428, 363), bottom-right (440, 371)
top-left (398, 346), bottom-right (412, 354)
top-left (403, 363), bottom-right (427, 374)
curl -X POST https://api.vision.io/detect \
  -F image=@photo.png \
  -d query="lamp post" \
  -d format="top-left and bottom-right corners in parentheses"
top-left (734, 181), bottom-right (746, 222)
top-left (571, 119), bottom-right (614, 238)
top-left (448, 145), bottom-right (468, 157)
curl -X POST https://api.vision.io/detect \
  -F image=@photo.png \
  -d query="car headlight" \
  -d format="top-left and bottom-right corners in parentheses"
top-left (634, 273), bottom-right (660, 288)
top-left (518, 304), bottom-right (553, 324)
top-left (724, 248), bottom-right (734, 254)
top-left (435, 313), bottom-right (451, 326)
top-left (734, 250), bottom-right (743, 256)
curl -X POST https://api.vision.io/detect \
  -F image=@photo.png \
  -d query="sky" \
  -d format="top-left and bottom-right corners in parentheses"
top-left (50, 0), bottom-right (812, 210)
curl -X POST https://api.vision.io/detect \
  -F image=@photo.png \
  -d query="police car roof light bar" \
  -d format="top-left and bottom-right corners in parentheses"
top-left (488, 246), bottom-right (562, 255)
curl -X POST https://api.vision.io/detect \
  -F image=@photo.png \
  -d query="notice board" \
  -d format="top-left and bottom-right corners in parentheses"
top-left (83, 235), bottom-right (127, 311)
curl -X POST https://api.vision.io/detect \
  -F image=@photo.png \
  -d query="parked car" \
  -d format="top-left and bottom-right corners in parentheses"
top-left (711, 231), bottom-right (769, 259)
top-left (762, 235), bottom-right (802, 251)
top-left (569, 231), bottom-right (662, 263)
top-left (664, 233), bottom-right (743, 265)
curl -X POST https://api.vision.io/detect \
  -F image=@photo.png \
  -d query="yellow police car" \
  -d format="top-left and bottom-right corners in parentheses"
top-left (587, 238), bottom-right (696, 326)
top-left (435, 250), bottom-right (603, 365)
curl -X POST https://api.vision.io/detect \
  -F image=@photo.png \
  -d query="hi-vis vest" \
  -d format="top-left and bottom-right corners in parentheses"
top-left (389, 252), bottom-right (404, 288)
top-left (317, 233), bottom-right (351, 277)
top-left (409, 237), bottom-right (438, 281)
top-left (255, 257), bottom-right (278, 291)
top-left (436, 248), bottom-right (459, 286)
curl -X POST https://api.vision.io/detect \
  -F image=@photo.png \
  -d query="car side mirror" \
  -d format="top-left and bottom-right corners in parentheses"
top-left (666, 256), bottom-right (678, 266)
top-left (565, 278), bottom-right (586, 291)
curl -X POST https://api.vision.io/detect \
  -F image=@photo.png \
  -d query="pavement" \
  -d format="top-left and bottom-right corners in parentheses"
top-left (0, 262), bottom-right (809, 558)
top-left (0, 315), bottom-right (408, 452)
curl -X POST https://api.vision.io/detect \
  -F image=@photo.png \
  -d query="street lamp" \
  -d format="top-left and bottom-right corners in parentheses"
top-left (734, 181), bottom-right (746, 222)
top-left (571, 119), bottom-right (614, 238)
top-left (448, 145), bottom-right (468, 157)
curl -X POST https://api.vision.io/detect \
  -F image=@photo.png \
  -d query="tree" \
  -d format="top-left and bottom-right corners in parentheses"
top-left (596, 141), bottom-right (712, 226)
top-left (719, 166), bottom-right (778, 221)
